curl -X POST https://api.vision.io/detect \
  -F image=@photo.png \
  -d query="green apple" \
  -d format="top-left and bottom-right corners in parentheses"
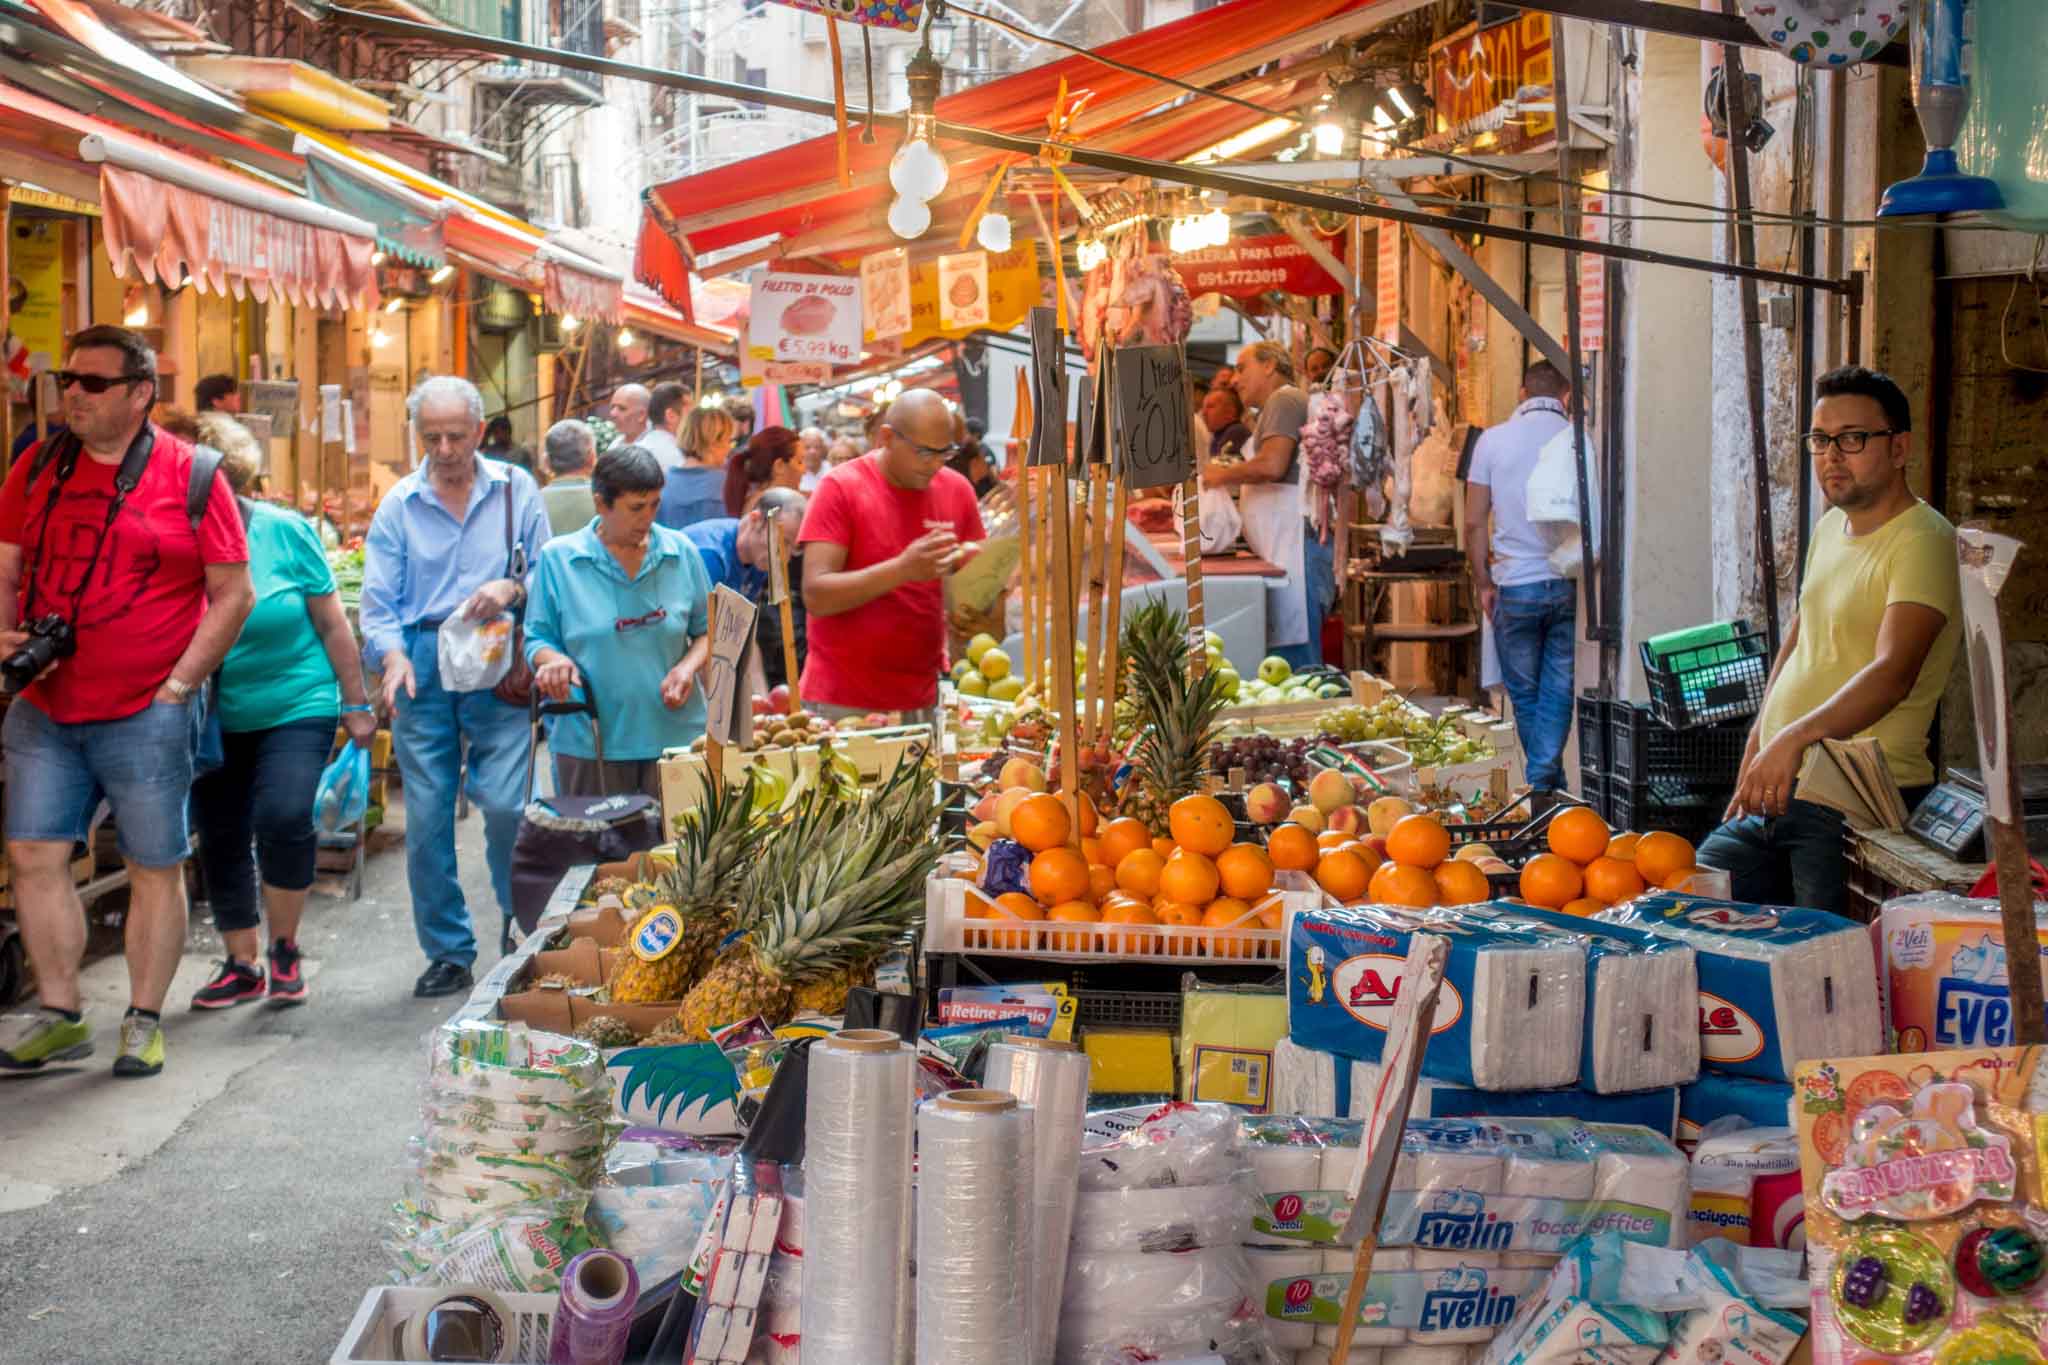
top-left (978, 647), bottom-right (1012, 682)
top-left (1258, 655), bottom-right (1293, 685)
top-left (952, 657), bottom-right (974, 682)
top-left (987, 676), bottom-right (1025, 702)
top-left (958, 671), bottom-right (989, 697)
top-left (966, 632), bottom-right (999, 665)
top-left (1205, 630), bottom-right (1223, 652)
top-left (1214, 665), bottom-right (1241, 699)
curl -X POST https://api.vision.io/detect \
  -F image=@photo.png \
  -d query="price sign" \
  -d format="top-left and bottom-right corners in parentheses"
top-left (1111, 344), bottom-right (1194, 488)
top-left (244, 379), bottom-right (301, 432)
top-left (1078, 360), bottom-right (1110, 466)
top-left (703, 585), bottom-right (761, 748)
top-left (1028, 306), bottom-right (1068, 468)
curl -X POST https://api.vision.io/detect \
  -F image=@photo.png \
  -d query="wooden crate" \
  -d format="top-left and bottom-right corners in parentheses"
top-left (658, 725), bottom-right (934, 831)
top-left (1845, 826), bottom-right (1984, 925)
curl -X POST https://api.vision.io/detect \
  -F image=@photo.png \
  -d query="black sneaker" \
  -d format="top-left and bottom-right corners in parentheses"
top-left (268, 938), bottom-right (307, 1007)
top-left (191, 958), bottom-right (265, 1011)
top-left (413, 961), bottom-right (474, 999)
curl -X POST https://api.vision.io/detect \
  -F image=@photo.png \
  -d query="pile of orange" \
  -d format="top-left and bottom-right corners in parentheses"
top-left (1516, 806), bottom-right (1701, 916)
top-left (1261, 809), bottom-right (1491, 910)
top-left (965, 793), bottom-right (1284, 958)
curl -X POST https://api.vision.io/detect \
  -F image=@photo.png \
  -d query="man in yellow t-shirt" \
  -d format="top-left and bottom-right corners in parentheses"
top-left (1696, 366), bottom-right (1960, 916)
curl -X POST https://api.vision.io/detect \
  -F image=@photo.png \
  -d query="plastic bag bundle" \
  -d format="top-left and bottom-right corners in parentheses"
top-left (313, 744), bottom-right (370, 838)
top-left (389, 1022), bottom-right (616, 1290)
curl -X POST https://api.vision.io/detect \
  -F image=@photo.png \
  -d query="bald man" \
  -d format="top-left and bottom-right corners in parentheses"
top-left (608, 383), bottom-right (651, 447)
top-left (798, 390), bottom-right (983, 720)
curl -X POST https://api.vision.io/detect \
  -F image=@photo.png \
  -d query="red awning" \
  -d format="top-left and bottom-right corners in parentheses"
top-left (542, 252), bottom-right (623, 326)
top-left (635, 0), bottom-right (1406, 308)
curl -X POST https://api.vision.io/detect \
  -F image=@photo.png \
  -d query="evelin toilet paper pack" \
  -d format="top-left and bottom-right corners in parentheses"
top-left (1876, 891), bottom-right (2048, 1052)
top-left (1795, 1044), bottom-right (2048, 1365)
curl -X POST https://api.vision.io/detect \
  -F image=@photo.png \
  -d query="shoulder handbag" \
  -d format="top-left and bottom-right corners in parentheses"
top-left (492, 474), bottom-right (537, 707)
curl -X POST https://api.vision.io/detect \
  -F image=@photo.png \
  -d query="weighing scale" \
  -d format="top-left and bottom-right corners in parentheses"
top-left (1907, 764), bottom-right (2048, 861)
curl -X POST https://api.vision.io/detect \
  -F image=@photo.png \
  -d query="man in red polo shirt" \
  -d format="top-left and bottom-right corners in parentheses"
top-left (798, 390), bottom-right (983, 720)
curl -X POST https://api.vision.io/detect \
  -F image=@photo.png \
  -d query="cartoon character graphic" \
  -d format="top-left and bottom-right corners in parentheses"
top-left (1305, 946), bottom-right (1328, 1004)
top-left (1949, 935), bottom-right (2008, 986)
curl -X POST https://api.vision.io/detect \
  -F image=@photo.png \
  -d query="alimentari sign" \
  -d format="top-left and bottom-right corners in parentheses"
top-left (1428, 13), bottom-right (1556, 154)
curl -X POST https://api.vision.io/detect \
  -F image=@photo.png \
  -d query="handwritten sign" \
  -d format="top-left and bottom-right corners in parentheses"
top-left (1578, 194), bottom-right (1607, 352)
top-left (937, 251), bottom-right (990, 331)
top-left (861, 248), bottom-right (912, 341)
top-left (703, 585), bottom-right (761, 748)
top-left (1077, 361), bottom-right (1109, 466)
top-left (749, 272), bottom-right (862, 367)
top-left (1377, 224), bottom-right (1403, 346)
top-left (244, 379), bottom-right (301, 432)
top-left (1028, 306), bottom-right (1067, 468)
top-left (1111, 344), bottom-right (1194, 488)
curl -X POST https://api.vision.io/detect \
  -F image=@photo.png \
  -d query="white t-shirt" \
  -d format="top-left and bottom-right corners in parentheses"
top-left (1467, 396), bottom-right (1570, 587)
top-left (638, 426), bottom-right (684, 473)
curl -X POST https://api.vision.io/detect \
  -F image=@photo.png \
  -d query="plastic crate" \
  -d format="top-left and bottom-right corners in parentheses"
top-left (1606, 781), bottom-right (1732, 847)
top-left (925, 874), bottom-right (1319, 966)
top-left (1639, 625), bottom-right (1770, 730)
top-left (1610, 704), bottom-right (1750, 788)
top-left (1443, 789), bottom-right (1590, 860)
top-left (1076, 989), bottom-right (1184, 1030)
top-left (332, 1287), bottom-right (556, 1364)
top-left (1576, 694), bottom-right (1612, 775)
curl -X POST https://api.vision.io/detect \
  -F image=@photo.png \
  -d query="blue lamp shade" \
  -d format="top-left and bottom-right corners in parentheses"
top-left (1879, 0), bottom-right (2005, 217)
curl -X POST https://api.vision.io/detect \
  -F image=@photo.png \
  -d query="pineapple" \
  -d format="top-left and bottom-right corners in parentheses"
top-left (608, 771), bottom-right (767, 1005)
top-left (1118, 603), bottom-right (1229, 835)
top-left (574, 1015), bottom-right (641, 1048)
top-left (788, 952), bottom-right (881, 1018)
top-left (674, 763), bottom-right (942, 1039)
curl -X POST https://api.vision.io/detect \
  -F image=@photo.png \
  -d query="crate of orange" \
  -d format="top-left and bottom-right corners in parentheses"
top-left (928, 793), bottom-right (1337, 964)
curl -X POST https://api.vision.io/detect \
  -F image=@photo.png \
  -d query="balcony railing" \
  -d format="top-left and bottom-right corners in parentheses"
top-left (475, 0), bottom-right (605, 105)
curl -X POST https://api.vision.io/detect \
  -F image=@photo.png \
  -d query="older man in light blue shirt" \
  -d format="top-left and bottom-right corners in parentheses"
top-left (360, 375), bottom-right (551, 998)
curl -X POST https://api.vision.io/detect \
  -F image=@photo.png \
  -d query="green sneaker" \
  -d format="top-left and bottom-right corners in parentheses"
top-left (112, 1013), bottom-right (164, 1078)
top-left (0, 1008), bottom-right (93, 1069)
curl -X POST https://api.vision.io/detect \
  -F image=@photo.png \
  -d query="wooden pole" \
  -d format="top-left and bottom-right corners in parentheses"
top-left (1181, 476), bottom-right (1206, 678)
top-left (1048, 464), bottom-right (1082, 841)
top-left (769, 518), bottom-right (801, 714)
top-left (703, 591), bottom-right (725, 783)
top-left (1079, 462), bottom-right (1110, 751)
top-left (1038, 467), bottom-right (1056, 691)
top-left (1100, 481), bottom-right (1131, 739)
top-left (1016, 457), bottom-right (1037, 696)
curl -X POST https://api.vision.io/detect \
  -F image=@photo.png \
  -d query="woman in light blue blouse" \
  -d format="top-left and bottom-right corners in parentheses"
top-left (525, 445), bottom-right (711, 799)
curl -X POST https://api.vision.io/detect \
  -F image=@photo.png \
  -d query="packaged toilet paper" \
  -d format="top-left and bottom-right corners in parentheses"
top-left (1275, 1248), bottom-right (1551, 1347)
top-left (1875, 891), bottom-right (2048, 1051)
top-left (1462, 903), bottom-right (1701, 1095)
top-left (1687, 1127), bottom-right (1800, 1249)
top-left (1289, 906), bottom-right (1588, 1091)
top-left (1240, 1115), bottom-right (1691, 1253)
top-left (1596, 893), bottom-right (1883, 1082)
top-left (1676, 1072), bottom-right (1796, 1150)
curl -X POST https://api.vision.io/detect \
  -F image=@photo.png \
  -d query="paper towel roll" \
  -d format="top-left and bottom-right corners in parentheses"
top-left (1252, 1143), bottom-right (1326, 1201)
top-left (1384, 1346), bottom-right (1469, 1365)
top-left (1321, 1248), bottom-right (1412, 1345)
top-left (1395, 1146), bottom-right (1504, 1201)
top-left (1467, 944), bottom-right (1586, 1090)
top-left (1410, 1251), bottom-right (1502, 1343)
top-left (1594, 1144), bottom-right (1689, 1249)
top-left (1500, 1151), bottom-right (1596, 1205)
top-left (1299, 1350), bottom-right (1382, 1365)
top-left (1070, 1181), bottom-right (1248, 1254)
top-left (1275, 1037), bottom-right (1342, 1117)
top-left (1245, 1245), bottom-right (1324, 1348)
top-left (986, 1037), bottom-right (1091, 1365)
top-left (1319, 1141), bottom-right (1361, 1196)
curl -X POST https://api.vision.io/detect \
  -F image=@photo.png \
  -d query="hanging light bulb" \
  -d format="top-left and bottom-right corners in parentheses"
top-left (888, 48), bottom-right (950, 202)
top-left (887, 194), bottom-right (933, 240)
top-left (1200, 207), bottom-right (1230, 248)
top-left (616, 327), bottom-right (637, 348)
top-left (1313, 117), bottom-right (1345, 157)
top-left (1075, 237), bottom-right (1106, 272)
top-left (429, 263), bottom-right (456, 285)
top-left (560, 313), bottom-right (581, 333)
top-left (976, 211), bottom-right (1011, 252)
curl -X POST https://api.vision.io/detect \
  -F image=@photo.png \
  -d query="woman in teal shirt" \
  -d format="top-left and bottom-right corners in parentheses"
top-left (527, 445), bottom-right (712, 799)
top-left (190, 416), bottom-right (377, 1011)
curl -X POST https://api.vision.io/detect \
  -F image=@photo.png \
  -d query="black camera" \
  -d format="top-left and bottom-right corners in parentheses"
top-left (1, 614), bottom-right (76, 693)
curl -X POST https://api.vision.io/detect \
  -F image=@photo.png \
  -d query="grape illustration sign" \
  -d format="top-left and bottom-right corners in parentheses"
top-left (1114, 344), bottom-right (1194, 488)
top-left (749, 272), bottom-right (863, 367)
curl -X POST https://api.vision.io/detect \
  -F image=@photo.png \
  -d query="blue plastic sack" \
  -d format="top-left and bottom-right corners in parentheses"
top-left (314, 744), bottom-right (370, 838)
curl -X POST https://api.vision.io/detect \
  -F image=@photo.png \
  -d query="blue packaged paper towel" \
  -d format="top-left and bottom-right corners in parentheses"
top-left (1676, 1072), bottom-right (1796, 1150)
top-left (1595, 893), bottom-right (1882, 1082)
top-left (1288, 906), bottom-right (1587, 1091)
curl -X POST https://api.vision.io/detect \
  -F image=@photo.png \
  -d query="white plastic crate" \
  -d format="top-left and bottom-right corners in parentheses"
top-left (924, 872), bottom-right (1328, 965)
top-left (330, 1286), bottom-right (557, 1364)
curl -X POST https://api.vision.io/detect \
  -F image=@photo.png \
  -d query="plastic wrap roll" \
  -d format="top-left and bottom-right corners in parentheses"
top-left (985, 1036), bottom-right (1090, 1365)
top-left (802, 1029), bottom-right (914, 1362)
top-left (1245, 1245), bottom-right (1323, 1348)
top-left (1069, 1181), bottom-right (1249, 1253)
top-left (546, 1248), bottom-right (638, 1365)
top-left (916, 1089), bottom-right (1033, 1365)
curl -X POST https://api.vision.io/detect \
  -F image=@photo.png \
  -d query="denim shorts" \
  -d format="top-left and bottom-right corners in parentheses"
top-left (3, 697), bottom-right (195, 867)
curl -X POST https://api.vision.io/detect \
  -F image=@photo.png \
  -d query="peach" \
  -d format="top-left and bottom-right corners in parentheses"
top-left (1287, 805), bottom-right (1327, 834)
top-left (1366, 796), bottom-right (1414, 837)
top-left (1325, 805), bottom-right (1365, 836)
top-left (993, 787), bottom-right (1034, 838)
top-left (1308, 768), bottom-right (1355, 814)
top-left (998, 757), bottom-right (1049, 793)
top-left (1244, 782), bottom-right (1293, 825)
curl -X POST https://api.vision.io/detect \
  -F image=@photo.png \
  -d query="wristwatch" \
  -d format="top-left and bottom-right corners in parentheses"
top-left (163, 678), bottom-right (194, 702)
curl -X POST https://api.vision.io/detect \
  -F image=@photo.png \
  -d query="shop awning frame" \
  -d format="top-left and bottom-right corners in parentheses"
top-left (314, 1), bottom-right (1854, 301)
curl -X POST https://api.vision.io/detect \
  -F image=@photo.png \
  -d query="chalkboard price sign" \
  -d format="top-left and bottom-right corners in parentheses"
top-left (1028, 306), bottom-right (1068, 468)
top-left (703, 585), bottom-right (761, 748)
top-left (1112, 344), bottom-right (1193, 488)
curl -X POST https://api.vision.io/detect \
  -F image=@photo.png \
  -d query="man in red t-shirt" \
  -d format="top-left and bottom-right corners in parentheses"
top-left (0, 325), bottom-right (253, 1079)
top-left (798, 390), bottom-right (984, 718)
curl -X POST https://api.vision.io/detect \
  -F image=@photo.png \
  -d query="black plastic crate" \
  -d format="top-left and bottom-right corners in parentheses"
top-left (1577, 693), bottom-right (1611, 775)
top-left (1610, 704), bottom-right (1750, 788)
top-left (1639, 625), bottom-right (1770, 730)
top-left (1608, 781), bottom-right (1732, 846)
top-left (1445, 789), bottom-right (1588, 859)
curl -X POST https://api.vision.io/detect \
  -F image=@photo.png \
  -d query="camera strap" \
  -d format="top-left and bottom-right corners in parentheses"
top-left (19, 424), bottom-right (156, 626)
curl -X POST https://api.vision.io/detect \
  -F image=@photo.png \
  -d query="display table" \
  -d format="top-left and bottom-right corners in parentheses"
top-left (1843, 824), bottom-right (1985, 923)
top-left (1143, 528), bottom-right (1284, 579)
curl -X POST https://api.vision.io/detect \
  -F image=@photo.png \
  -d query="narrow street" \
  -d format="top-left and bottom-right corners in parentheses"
top-left (0, 810), bottom-right (500, 1364)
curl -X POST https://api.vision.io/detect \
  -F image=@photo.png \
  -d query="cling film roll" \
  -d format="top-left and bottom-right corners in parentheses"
top-left (801, 1030), bottom-right (915, 1362)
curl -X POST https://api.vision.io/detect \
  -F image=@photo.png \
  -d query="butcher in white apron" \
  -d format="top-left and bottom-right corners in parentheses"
top-left (1201, 340), bottom-right (1315, 668)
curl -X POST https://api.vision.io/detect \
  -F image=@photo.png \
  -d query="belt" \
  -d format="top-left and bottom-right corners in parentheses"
top-left (411, 617), bottom-right (446, 633)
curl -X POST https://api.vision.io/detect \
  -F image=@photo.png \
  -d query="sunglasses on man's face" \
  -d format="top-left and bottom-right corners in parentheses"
top-left (54, 370), bottom-right (148, 395)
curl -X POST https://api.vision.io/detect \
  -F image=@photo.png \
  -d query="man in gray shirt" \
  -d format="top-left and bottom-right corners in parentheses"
top-left (541, 419), bottom-right (598, 535)
top-left (1465, 360), bottom-right (1574, 789)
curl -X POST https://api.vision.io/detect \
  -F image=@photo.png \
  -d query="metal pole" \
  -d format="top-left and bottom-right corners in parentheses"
top-left (1555, 41), bottom-right (1600, 643)
top-left (1717, 28), bottom-right (1784, 652)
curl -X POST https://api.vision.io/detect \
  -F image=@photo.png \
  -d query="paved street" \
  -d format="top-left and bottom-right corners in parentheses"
top-left (0, 807), bottom-right (505, 1364)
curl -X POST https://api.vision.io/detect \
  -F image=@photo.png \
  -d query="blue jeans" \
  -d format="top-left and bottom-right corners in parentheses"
top-left (1493, 578), bottom-right (1576, 790)
top-left (191, 716), bottom-right (337, 933)
top-left (1695, 801), bottom-right (1850, 916)
top-left (391, 627), bottom-right (530, 969)
top-left (3, 696), bottom-right (195, 867)
top-left (1271, 523), bottom-right (1338, 671)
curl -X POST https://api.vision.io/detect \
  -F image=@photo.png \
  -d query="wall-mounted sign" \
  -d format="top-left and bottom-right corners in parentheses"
top-left (1428, 13), bottom-right (1556, 155)
top-left (1172, 233), bottom-right (1346, 300)
top-left (936, 251), bottom-right (991, 331)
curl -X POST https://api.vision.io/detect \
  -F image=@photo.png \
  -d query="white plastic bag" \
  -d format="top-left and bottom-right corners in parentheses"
top-left (436, 611), bottom-right (516, 693)
top-left (1526, 425), bottom-right (1600, 576)
top-left (1196, 487), bottom-right (1241, 553)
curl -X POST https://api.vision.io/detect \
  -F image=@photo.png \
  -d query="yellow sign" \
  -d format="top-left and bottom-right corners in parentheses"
top-left (7, 219), bottom-right (66, 370)
top-left (901, 240), bottom-right (1040, 348)
top-left (1429, 14), bottom-right (1557, 153)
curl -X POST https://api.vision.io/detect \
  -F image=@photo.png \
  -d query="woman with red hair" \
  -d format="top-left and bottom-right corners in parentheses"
top-left (722, 425), bottom-right (804, 516)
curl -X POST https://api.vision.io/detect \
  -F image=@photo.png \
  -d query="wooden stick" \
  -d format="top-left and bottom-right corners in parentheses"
top-left (703, 592), bottom-right (724, 783)
top-left (769, 519), bottom-right (801, 714)
top-left (1048, 464), bottom-right (1082, 843)
top-left (1181, 476), bottom-right (1206, 678)
top-left (1038, 468), bottom-right (1056, 691)
top-left (1079, 463), bottom-right (1110, 752)
top-left (1099, 480), bottom-right (1131, 739)
top-left (1017, 459), bottom-right (1037, 693)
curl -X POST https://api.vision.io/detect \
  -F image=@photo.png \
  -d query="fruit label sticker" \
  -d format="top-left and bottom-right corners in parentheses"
top-left (630, 907), bottom-right (685, 963)
top-left (1821, 1081), bottom-right (2017, 1222)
